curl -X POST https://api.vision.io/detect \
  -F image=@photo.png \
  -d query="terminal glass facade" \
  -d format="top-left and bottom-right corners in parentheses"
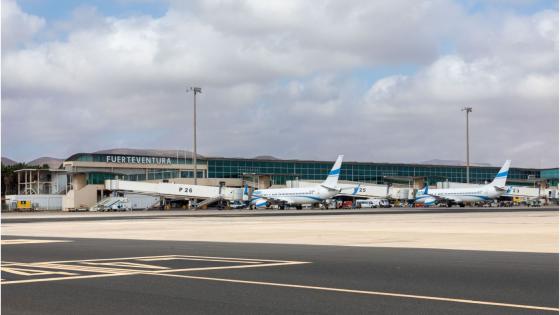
top-left (207, 158), bottom-right (540, 185)
top-left (540, 169), bottom-right (559, 186)
top-left (67, 153), bottom-right (552, 186)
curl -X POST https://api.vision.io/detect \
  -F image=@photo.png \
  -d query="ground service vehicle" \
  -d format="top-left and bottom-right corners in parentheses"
top-left (356, 199), bottom-right (391, 208)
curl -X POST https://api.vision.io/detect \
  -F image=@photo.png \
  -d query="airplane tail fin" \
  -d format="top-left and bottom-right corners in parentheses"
top-left (243, 183), bottom-right (250, 200)
top-left (419, 184), bottom-right (428, 195)
top-left (353, 184), bottom-right (361, 195)
top-left (321, 155), bottom-right (344, 189)
top-left (489, 160), bottom-right (511, 188)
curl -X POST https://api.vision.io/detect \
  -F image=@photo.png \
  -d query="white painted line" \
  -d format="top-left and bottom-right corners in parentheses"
top-left (8, 255), bottom-right (180, 265)
top-left (32, 263), bottom-right (140, 274)
top-left (4, 255), bottom-right (302, 266)
top-left (82, 262), bottom-right (170, 270)
top-left (172, 255), bottom-right (302, 264)
top-left (137, 257), bottom-right (263, 264)
top-left (150, 261), bottom-right (310, 274)
top-left (136, 257), bottom-right (186, 261)
top-left (1, 239), bottom-right (72, 245)
top-left (155, 273), bottom-right (560, 313)
top-left (0, 255), bottom-right (309, 285)
top-left (0, 273), bottom-right (135, 285)
top-left (1, 266), bottom-right (77, 276)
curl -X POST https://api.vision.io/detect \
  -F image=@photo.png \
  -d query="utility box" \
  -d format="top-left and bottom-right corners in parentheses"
top-left (16, 200), bottom-right (33, 210)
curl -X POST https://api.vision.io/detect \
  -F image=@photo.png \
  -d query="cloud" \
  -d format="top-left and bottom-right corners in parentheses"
top-left (1, 0), bottom-right (558, 168)
top-left (360, 52), bottom-right (558, 166)
top-left (1, 0), bottom-right (45, 49)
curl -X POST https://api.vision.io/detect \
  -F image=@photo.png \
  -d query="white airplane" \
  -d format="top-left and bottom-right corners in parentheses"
top-left (247, 155), bottom-right (344, 209)
top-left (415, 160), bottom-right (511, 207)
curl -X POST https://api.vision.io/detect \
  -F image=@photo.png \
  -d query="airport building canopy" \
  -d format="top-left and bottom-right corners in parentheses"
top-left (14, 169), bottom-right (67, 173)
top-left (59, 152), bottom-right (556, 186)
top-left (65, 152), bottom-right (200, 165)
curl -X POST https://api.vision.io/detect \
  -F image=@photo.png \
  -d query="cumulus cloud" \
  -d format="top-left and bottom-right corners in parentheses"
top-left (1, 0), bottom-right (558, 168)
top-left (1, 0), bottom-right (45, 49)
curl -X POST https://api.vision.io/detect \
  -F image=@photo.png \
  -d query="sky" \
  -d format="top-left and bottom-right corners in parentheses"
top-left (1, 0), bottom-right (558, 168)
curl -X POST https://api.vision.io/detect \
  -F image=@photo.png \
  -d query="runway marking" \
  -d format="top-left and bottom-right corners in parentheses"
top-left (3, 254), bottom-right (555, 312)
top-left (32, 263), bottom-right (141, 274)
top-left (136, 256), bottom-right (263, 264)
top-left (81, 262), bottom-right (170, 270)
top-left (1, 267), bottom-right (77, 276)
top-left (155, 273), bottom-right (560, 312)
top-left (1, 255), bottom-right (309, 285)
top-left (10, 254), bottom-right (283, 265)
top-left (0, 273), bottom-right (138, 285)
top-left (149, 261), bottom-right (309, 274)
top-left (1, 239), bottom-right (72, 245)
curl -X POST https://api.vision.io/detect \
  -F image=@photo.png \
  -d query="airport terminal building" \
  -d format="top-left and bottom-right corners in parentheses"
top-left (6, 151), bottom-right (559, 210)
top-left (63, 152), bottom-right (552, 185)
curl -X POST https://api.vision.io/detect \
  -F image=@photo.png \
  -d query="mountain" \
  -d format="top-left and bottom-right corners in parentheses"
top-left (420, 159), bottom-right (491, 167)
top-left (28, 157), bottom-right (64, 169)
top-left (1, 157), bottom-right (17, 166)
top-left (94, 148), bottom-right (205, 159)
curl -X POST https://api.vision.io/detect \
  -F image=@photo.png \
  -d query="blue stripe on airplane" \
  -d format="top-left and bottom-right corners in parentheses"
top-left (251, 195), bottom-right (323, 202)
top-left (496, 171), bottom-right (508, 177)
top-left (329, 168), bottom-right (340, 175)
top-left (416, 195), bottom-right (492, 201)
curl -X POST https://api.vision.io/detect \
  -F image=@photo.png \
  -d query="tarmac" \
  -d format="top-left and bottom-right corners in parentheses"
top-left (2, 208), bottom-right (558, 314)
top-left (1, 236), bottom-right (557, 314)
top-left (2, 208), bottom-right (558, 253)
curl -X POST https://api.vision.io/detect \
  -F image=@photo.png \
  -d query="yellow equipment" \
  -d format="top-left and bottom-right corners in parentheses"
top-left (16, 200), bottom-right (32, 210)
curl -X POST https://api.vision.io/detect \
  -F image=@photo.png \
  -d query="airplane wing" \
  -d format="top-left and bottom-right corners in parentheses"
top-left (320, 184), bottom-right (341, 191)
top-left (336, 185), bottom-right (358, 197)
top-left (494, 186), bottom-right (508, 192)
top-left (426, 193), bottom-right (445, 200)
top-left (250, 194), bottom-right (289, 204)
top-left (427, 194), bottom-right (463, 203)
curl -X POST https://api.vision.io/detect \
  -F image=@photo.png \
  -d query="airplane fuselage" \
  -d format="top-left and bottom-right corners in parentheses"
top-left (251, 185), bottom-right (338, 207)
top-left (415, 185), bottom-right (504, 205)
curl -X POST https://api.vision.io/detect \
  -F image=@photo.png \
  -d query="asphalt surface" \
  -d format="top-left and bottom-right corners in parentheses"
top-left (2, 236), bottom-right (557, 314)
top-left (2, 206), bottom-right (557, 223)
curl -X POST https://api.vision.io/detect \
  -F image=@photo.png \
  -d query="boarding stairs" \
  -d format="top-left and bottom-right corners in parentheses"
top-left (194, 195), bottom-right (224, 209)
top-left (90, 196), bottom-right (130, 211)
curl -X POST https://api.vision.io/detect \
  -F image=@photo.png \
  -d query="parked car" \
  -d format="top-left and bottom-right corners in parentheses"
top-left (356, 199), bottom-right (391, 208)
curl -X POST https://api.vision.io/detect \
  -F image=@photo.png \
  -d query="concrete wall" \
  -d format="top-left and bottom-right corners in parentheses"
top-left (5, 195), bottom-right (63, 210)
top-left (390, 188), bottom-right (414, 200)
top-left (63, 183), bottom-right (103, 210)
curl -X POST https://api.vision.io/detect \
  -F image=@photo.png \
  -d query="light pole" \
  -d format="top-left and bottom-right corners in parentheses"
top-left (188, 87), bottom-right (202, 185)
top-left (461, 107), bottom-right (472, 183)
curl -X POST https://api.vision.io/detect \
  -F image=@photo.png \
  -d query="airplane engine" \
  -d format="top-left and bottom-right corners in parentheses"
top-left (424, 197), bottom-right (437, 206)
top-left (255, 198), bottom-right (269, 208)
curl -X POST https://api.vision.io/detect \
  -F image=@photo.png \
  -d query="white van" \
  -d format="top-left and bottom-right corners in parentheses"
top-left (356, 199), bottom-right (391, 208)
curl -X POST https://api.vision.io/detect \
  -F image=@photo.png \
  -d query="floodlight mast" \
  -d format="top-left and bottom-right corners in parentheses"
top-left (461, 107), bottom-right (473, 183)
top-left (188, 87), bottom-right (202, 185)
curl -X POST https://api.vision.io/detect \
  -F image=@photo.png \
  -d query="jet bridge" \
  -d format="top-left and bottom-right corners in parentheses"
top-left (104, 180), bottom-right (244, 207)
